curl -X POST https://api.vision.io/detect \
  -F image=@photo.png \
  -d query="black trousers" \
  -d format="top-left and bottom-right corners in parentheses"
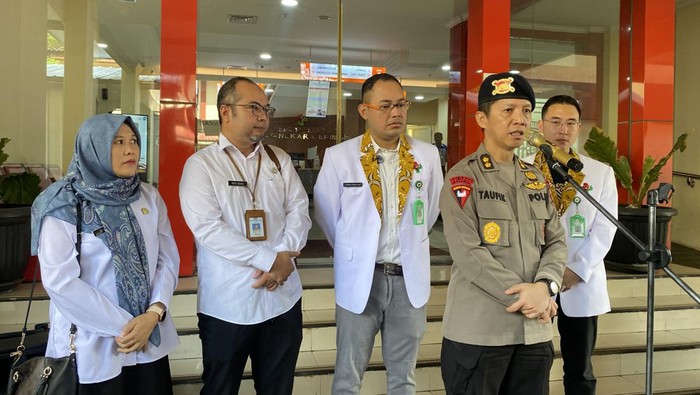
top-left (441, 337), bottom-right (554, 395)
top-left (557, 298), bottom-right (598, 395)
top-left (78, 355), bottom-right (172, 395)
top-left (198, 299), bottom-right (303, 395)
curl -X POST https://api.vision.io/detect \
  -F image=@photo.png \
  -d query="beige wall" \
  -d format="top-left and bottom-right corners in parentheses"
top-left (671, 3), bottom-right (700, 250)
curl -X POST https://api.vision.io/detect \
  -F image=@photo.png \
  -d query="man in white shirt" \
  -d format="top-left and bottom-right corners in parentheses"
top-left (314, 73), bottom-right (443, 394)
top-left (179, 77), bottom-right (311, 394)
top-left (524, 95), bottom-right (617, 394)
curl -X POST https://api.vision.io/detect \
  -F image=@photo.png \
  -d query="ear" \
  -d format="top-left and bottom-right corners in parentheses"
top-left (358, 103), bottom-right (369, 120)
top-left (475, 111), bottom-right (488, 129)
top-left (537, 119), bottom-right (544, 131)
top-left (220, 104), bottom-right (232, 122)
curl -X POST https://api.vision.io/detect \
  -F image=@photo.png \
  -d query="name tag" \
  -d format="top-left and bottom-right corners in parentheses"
top-left (228, 181), bottom-right (248, 187)
top-left (343, 182), bottom-right (363, 188)
top-left (93, 227), bottom-right (105, 236)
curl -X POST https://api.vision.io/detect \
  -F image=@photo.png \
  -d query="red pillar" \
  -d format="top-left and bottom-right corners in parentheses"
top-left (160, 0), bottom-right (197, 276)
top-left (618, 0), bottom-right (675, 205)
top-left (448, 0), bottom-right (511, 166)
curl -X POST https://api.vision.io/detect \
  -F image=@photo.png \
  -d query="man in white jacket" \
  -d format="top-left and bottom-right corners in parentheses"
top-left (524, 95), bottom-right (618, 394)
top-left (314, 73), bottom-right (443, 394)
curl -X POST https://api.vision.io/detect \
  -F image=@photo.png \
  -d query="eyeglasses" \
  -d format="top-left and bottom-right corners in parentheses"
top-left (224, 103), bottom-right (276, 118)
top-left (543, 118), bottom-right (580, 130)
top-left (364, 101), bottom-right (411, 113)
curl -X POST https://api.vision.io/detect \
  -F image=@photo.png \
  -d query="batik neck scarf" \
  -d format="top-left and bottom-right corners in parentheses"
top-left (533, 150), bottom-right (586, 218)
top-left (31, 114), bottom-right (160, 346)
top-left (359, 131), bottom-right (414, 222)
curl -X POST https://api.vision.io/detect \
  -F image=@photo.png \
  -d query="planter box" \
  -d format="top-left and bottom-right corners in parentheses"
top-left (0, 204), bottom-right (31, 292)
top-left (604, 206), bottom-right (678, 272)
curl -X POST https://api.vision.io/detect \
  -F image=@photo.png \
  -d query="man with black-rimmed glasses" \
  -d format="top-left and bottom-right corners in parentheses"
top-left (314, 73), bottom-right (443, 394)
top-left (180, 76), bottom-right (311, 394)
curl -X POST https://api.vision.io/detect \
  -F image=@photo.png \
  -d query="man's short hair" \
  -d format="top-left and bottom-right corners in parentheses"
top-left (361, 73), bottom-right (403, 102)
top-left (216, 76), bottom-right (257, 125)
top-left (541, 95), bottom-right (582, 119)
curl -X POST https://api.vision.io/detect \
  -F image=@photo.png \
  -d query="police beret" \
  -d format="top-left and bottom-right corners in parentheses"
top-left (478, 72), bottom-right (536, 109)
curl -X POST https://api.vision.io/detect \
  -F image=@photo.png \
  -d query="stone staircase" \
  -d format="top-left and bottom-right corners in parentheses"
top-left (2, 260), bottom-right (699, 395)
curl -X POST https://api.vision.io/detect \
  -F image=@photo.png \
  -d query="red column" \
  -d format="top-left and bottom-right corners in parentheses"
top-left (618, 0), bottom-right (675, 204)
top-left (160, 0), bottom-right (197, 276)
top-left (448, 0), bottom-right (511, 166)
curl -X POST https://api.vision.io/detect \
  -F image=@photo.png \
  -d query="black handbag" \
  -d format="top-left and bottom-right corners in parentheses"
top-left (6, 198), bottom-right (83, 395)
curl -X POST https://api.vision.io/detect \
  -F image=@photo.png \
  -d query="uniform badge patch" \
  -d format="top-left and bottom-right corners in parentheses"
top-left (483, 221), bottom-right (501, 243)
top-left (524, 171), bottom-right (538, 181)
top-left (491, 77), bottom-right (516, 96)
top-left (525, 181), bottom-right (546, 191)
top-left (480, 154), bottom-right (494, 170)
top-left (518, 159), bottom-right (528, 170)
top-left (450, 176), bottom-right (474, 208)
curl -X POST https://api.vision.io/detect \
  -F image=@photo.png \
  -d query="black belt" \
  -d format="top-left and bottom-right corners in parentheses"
top-left (375, 262), bottom-right (403, 276)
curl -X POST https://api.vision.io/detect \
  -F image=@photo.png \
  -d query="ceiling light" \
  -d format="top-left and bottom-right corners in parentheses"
top-left (414, 95), bottom-right (424, 101)
top-left (509, 70), bottom-right (520, 74)
top-left (476, 69), bottom-right (483, 73)
top-left (317, 15), bottom-right (331, 20)
top-left (281, 0), bottom-right (298, 6)
top-left (441, 64), bottom-right (450, 71)
top-left (260, 53), bottom-right (272, 60)
top-left (264, 88), bottom-right (274, 93)
top-left (97, 43), bottom-right (108, 49)
top-left (342, 92), bottom-right (352, 97)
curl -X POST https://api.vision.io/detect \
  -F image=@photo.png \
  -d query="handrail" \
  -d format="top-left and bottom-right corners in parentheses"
top-left (672, 171), bottom-right (700, 188)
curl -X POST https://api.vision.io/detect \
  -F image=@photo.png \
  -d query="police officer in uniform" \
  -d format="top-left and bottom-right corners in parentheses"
top-left (439, 72), bottom-right (567, 395)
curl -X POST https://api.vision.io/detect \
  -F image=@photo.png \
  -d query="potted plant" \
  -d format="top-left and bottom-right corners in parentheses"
top-left (0, 137), bottom-right (42, 292)
top-left (583, 127), bottom-right (688, 272)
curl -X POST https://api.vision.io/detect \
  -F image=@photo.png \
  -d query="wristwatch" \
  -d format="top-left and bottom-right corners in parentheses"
top-left (146, 304), bottom-right (167, 322)
top-left (536, 278), bottom-right (560, 296)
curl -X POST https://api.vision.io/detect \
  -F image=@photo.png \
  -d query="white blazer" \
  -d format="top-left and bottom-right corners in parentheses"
top-left (314, 135), bottom-right (443, 314)
top-left (524, 153), bottom-right (618, 317)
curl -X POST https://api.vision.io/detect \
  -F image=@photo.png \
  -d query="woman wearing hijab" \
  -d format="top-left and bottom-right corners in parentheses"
top-left (31, 114), bottom-right (180, 394)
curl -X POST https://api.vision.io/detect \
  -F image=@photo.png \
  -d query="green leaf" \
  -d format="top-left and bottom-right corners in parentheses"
top-left (0, 137), bottom-right (10, 167)
top-left (583, 126), bottom-right (634, 196)
top-left (0, 172), bottom-right (41, 204)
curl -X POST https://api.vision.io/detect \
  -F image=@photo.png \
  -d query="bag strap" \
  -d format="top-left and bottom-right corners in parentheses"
top-left (15, 191), bottom-right (80, 357)
top-left (263, 144), bottom-right (282, 173)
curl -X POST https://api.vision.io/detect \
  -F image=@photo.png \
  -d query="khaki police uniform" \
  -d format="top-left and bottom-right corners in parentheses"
top-left (440, 143), bottom-right (567, 347)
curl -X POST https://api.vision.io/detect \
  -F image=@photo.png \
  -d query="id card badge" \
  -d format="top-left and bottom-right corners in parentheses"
top-left (569, 214), bottom-right (586, 238)
top-left (412, 199), bottom-right (425, 225)
top-left (245, 209), bottom-right (267, 241)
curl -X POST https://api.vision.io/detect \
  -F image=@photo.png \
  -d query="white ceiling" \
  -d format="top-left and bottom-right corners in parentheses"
top-left (45, 0), bottom-right (699, 112)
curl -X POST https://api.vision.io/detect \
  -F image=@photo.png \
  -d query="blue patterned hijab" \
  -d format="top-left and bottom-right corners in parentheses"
top-left (31, 114), bottom-right (160, 346)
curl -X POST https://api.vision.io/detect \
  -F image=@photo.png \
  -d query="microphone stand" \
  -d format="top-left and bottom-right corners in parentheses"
top-left (539, 145), bottom-right (700, 395)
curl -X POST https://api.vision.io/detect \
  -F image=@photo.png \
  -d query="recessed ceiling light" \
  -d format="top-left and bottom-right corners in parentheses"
top-left (509, 70), bottom-right (520, 74)
top-left (317, 15), bottom-right (331, 20)
top-left (97, 43), bottom-right (108, 49)
top-left (265, 87), bottom-right (274, 93)
top-left (281, 0), bottom-right (298, 6)
top-left (342, 92), bottom-right (352, 97)
top-left (260, 53), bottom-right (272, 60)
top-left (476, 69), bottom-right (483, 73)
top-left (441, 64), bottom-right (450, 71)
top-left (415, 95), bottom-right (424, 101)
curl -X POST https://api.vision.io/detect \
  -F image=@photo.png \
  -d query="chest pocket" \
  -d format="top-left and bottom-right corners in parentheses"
top-left (476, 201), bottom-right (511, 247)
top-left (530, 202), bottom-right (549, 246)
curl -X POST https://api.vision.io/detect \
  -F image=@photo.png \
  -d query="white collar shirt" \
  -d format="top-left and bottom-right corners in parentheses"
top-left (179, 134), bottom-right (311, 324)
top-left (38, 184), bottom-right (180, 383)
top-left (372, 138), bottom-right (402, 264)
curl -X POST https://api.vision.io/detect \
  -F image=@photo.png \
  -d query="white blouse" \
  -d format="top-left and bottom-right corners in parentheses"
top-left (38, 184), bottom-right (180, 384)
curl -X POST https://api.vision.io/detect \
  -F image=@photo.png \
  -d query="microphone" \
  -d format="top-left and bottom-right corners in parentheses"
top-left (524, 129), bottom-right (584, 172)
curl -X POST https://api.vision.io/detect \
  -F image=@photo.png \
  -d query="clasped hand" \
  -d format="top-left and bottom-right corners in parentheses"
top-left (505, 282), bottom-right (558, 323)
top-left (115, 312), bottom-right (159, 353)
top-left (251, 250), bottom-right (300, 291)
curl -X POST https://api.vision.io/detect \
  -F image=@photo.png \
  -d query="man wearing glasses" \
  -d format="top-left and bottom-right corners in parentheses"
top-left (525, 95), bottom-right (618, 395)
top-left (314, 73), bottom-right (443, 394)
top-left (179, 77), bottom-right (311, 394)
